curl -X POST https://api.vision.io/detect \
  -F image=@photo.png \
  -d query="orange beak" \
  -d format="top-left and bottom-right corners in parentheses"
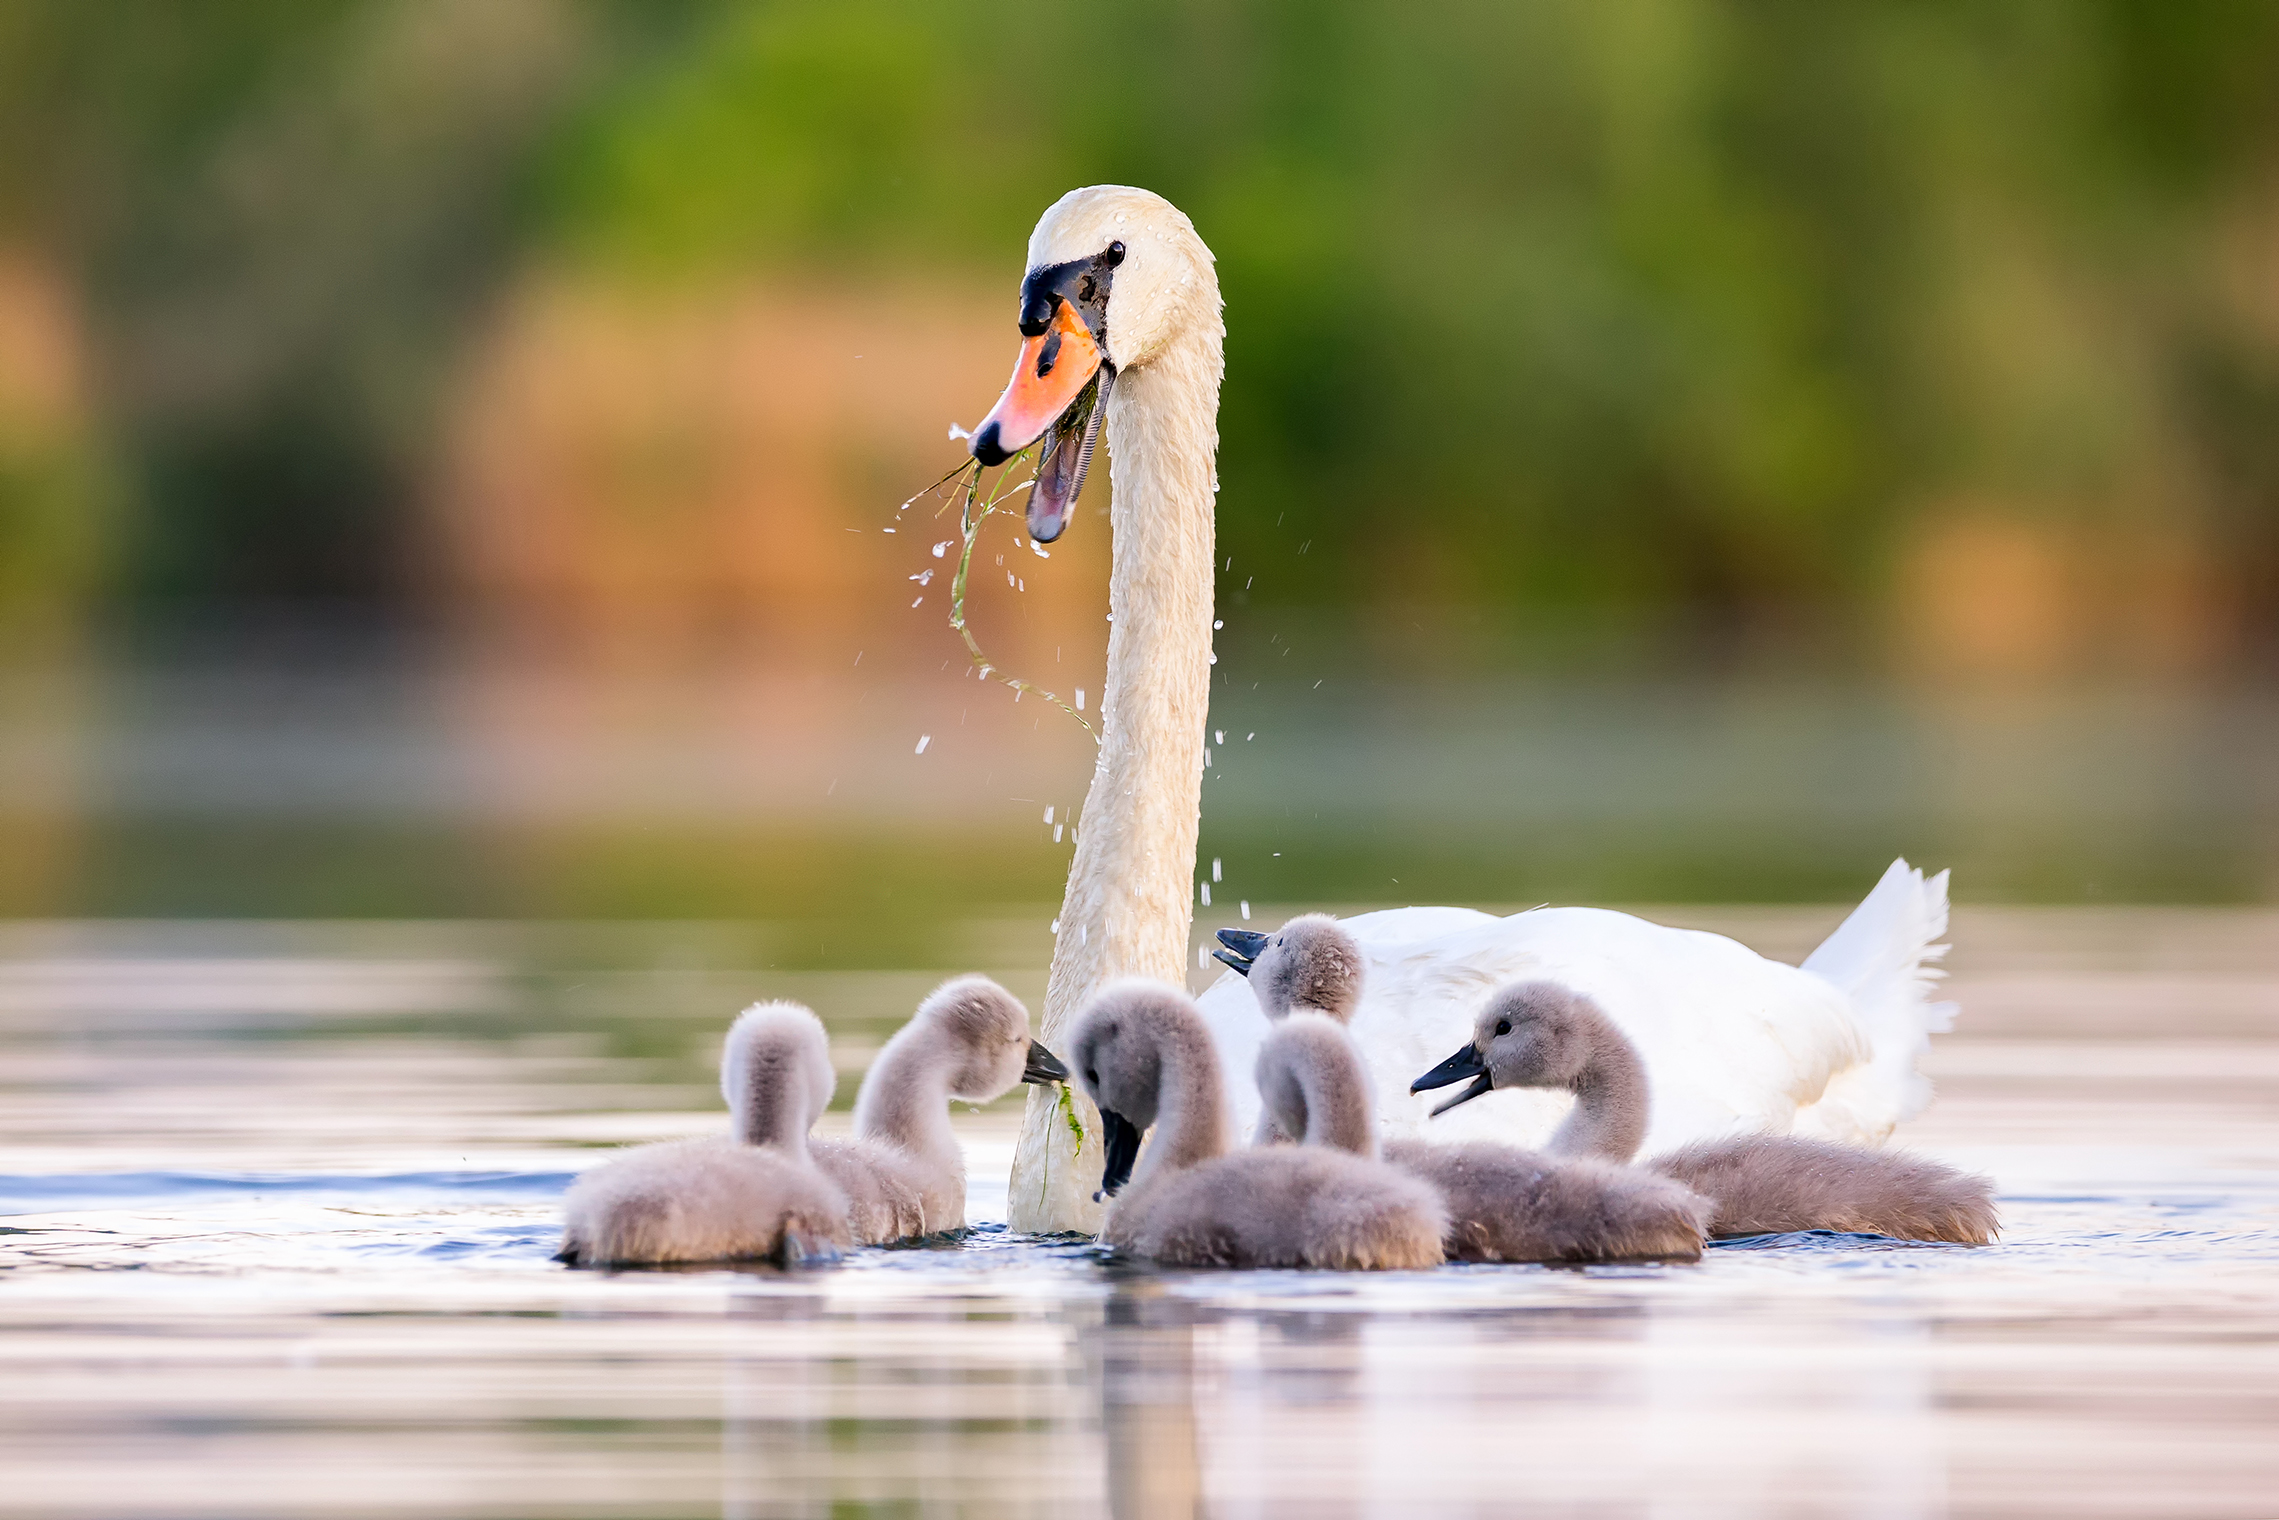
top-left (969, 299), bottom-right (1105, 467)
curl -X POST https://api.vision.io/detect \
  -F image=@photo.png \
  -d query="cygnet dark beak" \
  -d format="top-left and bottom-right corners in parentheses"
top-left (1022, 1039), bottom-right (1071, 1086)
top-left (1411, 1044), bottom-right (1495, 1117)
top-left (1212, 928), bottom-right (1270, 976)
top-left (1093, 1108), bottom-right (1144, 1201)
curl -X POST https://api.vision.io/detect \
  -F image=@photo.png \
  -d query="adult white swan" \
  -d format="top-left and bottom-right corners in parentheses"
top-left (967, 186), bottom-right (1956, 1232)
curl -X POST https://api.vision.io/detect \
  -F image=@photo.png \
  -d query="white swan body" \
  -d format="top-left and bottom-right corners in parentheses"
top-left (1200, 858), bottom-right (1955, 1156)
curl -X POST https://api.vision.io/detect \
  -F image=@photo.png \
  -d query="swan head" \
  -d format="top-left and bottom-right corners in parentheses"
top-left (1212, 914), bottom-right (1364, 1023)
top-left (1067, 978), bottom-right (1195, 1199)
top-left (912, 975), bottom-right (1069, 1102)
top-left (1410, 980), bottom-right (1607, 1117)
top-left (968, 185), bottom-right (1217, 542)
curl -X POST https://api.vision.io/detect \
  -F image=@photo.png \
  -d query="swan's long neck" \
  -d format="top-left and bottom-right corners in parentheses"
top-left (853, 1022), bottom-right (962, 1175)
top-left (733, 1048), bottom-right (814, 1158)
top-left (1261, 1022), bottom-right (1377, 1158)
top-left (1546, 1026), bottom-right (1651, 1163)
top-left (1009, 298), bottom-right (1223, 1233)
top-left (1132, 1017), bottom-right (1230, 1190)
top-left (1050, 338), bottom-right (1222, 1018)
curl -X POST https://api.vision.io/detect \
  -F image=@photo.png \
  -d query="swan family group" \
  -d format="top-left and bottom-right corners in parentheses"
top-left (560, 183), bottom-right (1997, 1269)
top-left (559, 897), bottom-right (1996, 1269)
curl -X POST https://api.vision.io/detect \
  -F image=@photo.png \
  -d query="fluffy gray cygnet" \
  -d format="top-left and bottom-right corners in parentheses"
top-left (1256, 1007), bottom-right (1708, 1264)
top-left (1069, 980), bottom-right (1446, 1270)
top-left (557, 1001), bottom-right (852, 1267)
top-left (1414, 981), bottom-right (2001, 1244)
top-left (813, 975), bottom-right (1070, 1243)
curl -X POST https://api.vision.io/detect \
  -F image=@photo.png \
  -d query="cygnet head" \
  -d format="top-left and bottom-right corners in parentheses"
top-left (1210, 914), bottom-right (1364, 1021)
top-left (1068, 979), bottom-right (1199, 1200)
top-left (721, 1001), bottom-right (836, 1144)
top-left (910, 975), bottom-right (1071, 1102)
top-left (1409, 980), bottom-right (1612, 1116)
top-left (967, 185), bottom-right (1219, 542)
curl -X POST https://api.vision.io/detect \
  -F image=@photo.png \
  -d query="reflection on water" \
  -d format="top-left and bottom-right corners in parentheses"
top-left (2, 910), bottom-right (2277, 1517)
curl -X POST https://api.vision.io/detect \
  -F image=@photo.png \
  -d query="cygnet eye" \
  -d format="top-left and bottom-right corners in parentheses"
top-left (1085, 1068), bottom-right (1098, 1088)
top-left (1494, 1018), bottom-right (1511, 1038)
top-left (1105, 240), bottom-right (1126, 266)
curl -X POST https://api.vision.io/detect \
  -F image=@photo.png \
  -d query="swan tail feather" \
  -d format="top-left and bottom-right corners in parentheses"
top-left (1796, 858), bottom-right (1956, 1139)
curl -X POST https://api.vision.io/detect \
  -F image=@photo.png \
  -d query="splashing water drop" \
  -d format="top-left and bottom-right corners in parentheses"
top-left (914, 735), bottom-right (931, 755)
top-left (1211, 858), bottom-right (1222, 882)
top-left (933, 541), bottom-right (952, 558)
top-left (1240, 901), bottom-right (1251, 920)
top-left (1199, 883), bottom-right (1211, 906)
top-left (1214, 730), bottom-right (1224, 744)
top-left (1043, 805), bottom-right (1054, 824)
top-left (947, 422), bottom-right (972, 442)
top-left (1053, 824), bottom-right (1064, 843)
top-left (1075, 689), bottom-right (1087, 711)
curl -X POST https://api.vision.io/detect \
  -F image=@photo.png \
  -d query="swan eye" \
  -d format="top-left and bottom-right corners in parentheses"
top-left (1105, 240), bottom-right (1126, 266)
top-left (1494, 1019), bottom-right (1511, 1038)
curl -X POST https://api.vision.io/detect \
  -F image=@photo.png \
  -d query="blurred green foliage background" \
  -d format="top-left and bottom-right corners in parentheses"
top-left (0, 0), bottom-right (2272, 924)
top-left (2, 0), bottom-right (2273, 645)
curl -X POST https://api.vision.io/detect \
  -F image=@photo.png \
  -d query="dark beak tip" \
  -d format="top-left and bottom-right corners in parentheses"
top-left (1023, 1040), bottom-right (1071, 1085)
top-left (1209, 949), bottom-right (1252, 976)
top-left (970, 421), bottom-right (1007, 467)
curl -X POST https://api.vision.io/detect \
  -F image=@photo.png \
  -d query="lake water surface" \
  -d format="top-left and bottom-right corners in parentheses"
top-left (3, 908), bottom-right (2275, 1518)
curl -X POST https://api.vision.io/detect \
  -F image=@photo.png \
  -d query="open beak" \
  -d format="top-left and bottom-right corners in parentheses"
top-left (1022, 1040), bottom-right (1071, 1086)
top-left (1411, 1045), bottom-right (1495, 1118)
top-left (1212, 928), bottom-right (1271, 976)
top-left (1093, 1108), bottom-right (1144, 1201)
top-left (968, 299), bottom-right (1108, 543)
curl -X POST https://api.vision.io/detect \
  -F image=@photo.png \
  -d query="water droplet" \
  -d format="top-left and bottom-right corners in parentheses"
top-left (1240, 901), bottom-right (1251, 920)
top-left (1053, 824), bottom-right (1064, 843)
top-left (1199, 883), bottom-right (1211, 906)
top-left (1214, 730), bottom-right (1224, 744)
top-left (915, 735), bottom-right (931, 754)
top-left (1075, 689), bottom-right (1087, 711)
top-left (1213, 620), bottom-right (1223, 630)
top-left (1211, 858), bottom-right (1222, 883)
top-left (1044, 805), bottom-right (1054, 824)
top-left (933, 542), bottom-right (952, 558)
